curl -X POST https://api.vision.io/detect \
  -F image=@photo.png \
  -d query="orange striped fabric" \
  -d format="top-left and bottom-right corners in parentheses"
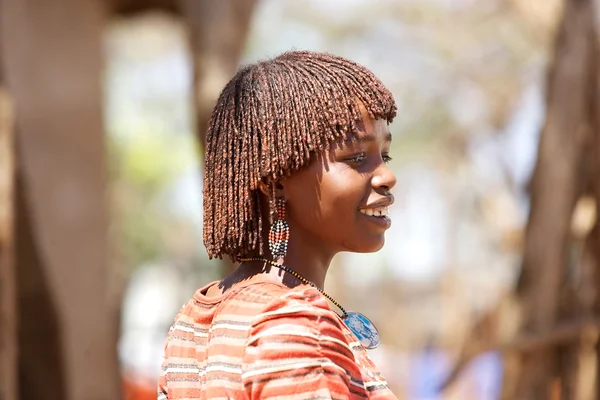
top-left (158, 277), bottom-right (397, 399)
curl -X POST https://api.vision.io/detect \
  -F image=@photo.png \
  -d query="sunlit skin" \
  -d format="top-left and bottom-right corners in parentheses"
top-left (211, 110), bottom-right (396, 296)
top-left (274, 116), bottom-right (395, 287)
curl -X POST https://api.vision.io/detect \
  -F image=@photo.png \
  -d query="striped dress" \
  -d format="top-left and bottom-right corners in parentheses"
top-left (158, 276), bottom-right (397, 399)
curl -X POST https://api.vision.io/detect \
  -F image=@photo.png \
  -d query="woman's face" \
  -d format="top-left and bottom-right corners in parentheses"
top-left (281, 115), bottom-right (396, 255)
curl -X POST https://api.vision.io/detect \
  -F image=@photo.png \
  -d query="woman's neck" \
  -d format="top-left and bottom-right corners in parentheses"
top-left (246, 219), bottom-right (335, 288)
top-left (280, 231), bottom-right (333, 288)
top-left (238, 205), bottom-right (337, 289)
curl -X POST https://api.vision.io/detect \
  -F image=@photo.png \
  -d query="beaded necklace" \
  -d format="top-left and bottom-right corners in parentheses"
top-left (239, 257), bottom-right (381, 349)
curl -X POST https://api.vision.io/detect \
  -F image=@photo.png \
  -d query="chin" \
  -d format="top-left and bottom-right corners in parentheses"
top-left (349, 235), bottom-right (386, 253)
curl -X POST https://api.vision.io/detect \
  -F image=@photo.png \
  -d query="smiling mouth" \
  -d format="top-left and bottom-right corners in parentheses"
top-left (358, 206), bottom-right (392, 229)
top-left (359, 206), bottom-right (389, 218)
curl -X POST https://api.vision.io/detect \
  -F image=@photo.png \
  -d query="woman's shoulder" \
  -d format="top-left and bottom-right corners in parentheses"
top-left (204, 279), bottom-right (348, 348)
top-left (233, 280), bottom-right (343, 326)
top-left (237, 282), bottom-right (350, 352)
top-left (209, 280), bottom-right (337, 328)
top-left (239, 283), bottom-right (387, 399)
top-left (184, 278), bottom-right (342, 331)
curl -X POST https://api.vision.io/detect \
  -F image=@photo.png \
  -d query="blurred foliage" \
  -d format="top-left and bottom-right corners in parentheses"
top-left (105, 14), bottom-right (206, 278)
top-left (108, 129), bottom-right (195, 270)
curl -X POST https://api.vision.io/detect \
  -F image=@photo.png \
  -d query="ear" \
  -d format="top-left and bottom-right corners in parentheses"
top-left (257, 178), bottom-right (285, 197)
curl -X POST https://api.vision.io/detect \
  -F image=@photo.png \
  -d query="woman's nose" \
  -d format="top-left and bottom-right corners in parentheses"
top-left (372, 162), bottom-right (396, 192)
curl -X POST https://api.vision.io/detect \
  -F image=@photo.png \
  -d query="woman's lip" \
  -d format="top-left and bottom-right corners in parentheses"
top-left (359, 212), bottom-right (391, 228)
top-left (360, 195), bottom-right (394, 210)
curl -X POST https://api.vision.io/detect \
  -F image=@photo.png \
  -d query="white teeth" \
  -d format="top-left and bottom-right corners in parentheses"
top-left (360, 207), bottom-right (388, 217)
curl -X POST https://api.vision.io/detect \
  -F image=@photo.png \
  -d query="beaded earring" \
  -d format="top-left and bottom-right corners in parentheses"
top-left (268, 196), bottom-right (289, 265)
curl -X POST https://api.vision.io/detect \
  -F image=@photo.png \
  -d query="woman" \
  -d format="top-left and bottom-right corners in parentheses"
top-left (158, 50), bottom-right (398, 399)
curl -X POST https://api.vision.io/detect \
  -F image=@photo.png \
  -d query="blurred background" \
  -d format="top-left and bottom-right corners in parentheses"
top-left (2, 0), bottom-right (599, 399)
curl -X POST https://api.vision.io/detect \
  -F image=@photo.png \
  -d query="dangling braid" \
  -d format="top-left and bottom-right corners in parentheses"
top-left (203, 51), bottom-right (397, 260)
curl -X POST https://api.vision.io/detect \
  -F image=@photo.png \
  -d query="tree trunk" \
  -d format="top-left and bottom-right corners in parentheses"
top-left (592, 2), bottom-right (600, 391)
top-left (180, 0), bottom-right (257, 276)
top-left (505, 0), bottom-right (596, 398)
top-left (1, 0), bottom-right (121, 398)
top-left (180, 0), bottom-right (257, 150)
top-left (405, 0), bottom-right (600, 397)
top-left (0, 32), bottom-right (17, 400)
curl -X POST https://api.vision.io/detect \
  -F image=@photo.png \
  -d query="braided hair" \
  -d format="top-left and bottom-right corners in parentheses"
top-left (203, 51), bottom-right (396, 260)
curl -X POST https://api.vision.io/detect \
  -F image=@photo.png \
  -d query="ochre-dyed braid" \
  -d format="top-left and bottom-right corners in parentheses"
top-left (203, 51), bottom-right (397, 261)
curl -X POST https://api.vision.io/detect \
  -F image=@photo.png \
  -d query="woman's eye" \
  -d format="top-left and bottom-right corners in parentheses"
top-left (383, 154), bottom-right (393, 164)
top-left (346, 153), bottom-right (366, 164)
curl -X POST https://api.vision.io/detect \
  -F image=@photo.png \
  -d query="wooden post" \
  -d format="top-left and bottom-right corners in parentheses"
top-left (506, 0), bottom-right (596, 397)
top-left (0, 66), bottom-right (17, 400)
top-left (1, 0), bottom-right (120, 398)
top-left (180, 0), bottom-right (257, 150)
top-left (180, 0), bottom-right (257, 277)
top-left (439, 1), bottom-right (600, 397)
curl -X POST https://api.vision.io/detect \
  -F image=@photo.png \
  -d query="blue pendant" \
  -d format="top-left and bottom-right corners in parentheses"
top-left (344, 312), bottom-right (380, 349)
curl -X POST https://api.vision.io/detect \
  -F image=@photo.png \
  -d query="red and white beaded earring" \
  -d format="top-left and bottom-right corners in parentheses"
top-left (268, 196), bottom-right (289, 265)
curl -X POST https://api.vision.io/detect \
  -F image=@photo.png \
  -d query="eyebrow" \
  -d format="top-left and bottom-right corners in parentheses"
top-left (347, 131), bottom-right (392, 144)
